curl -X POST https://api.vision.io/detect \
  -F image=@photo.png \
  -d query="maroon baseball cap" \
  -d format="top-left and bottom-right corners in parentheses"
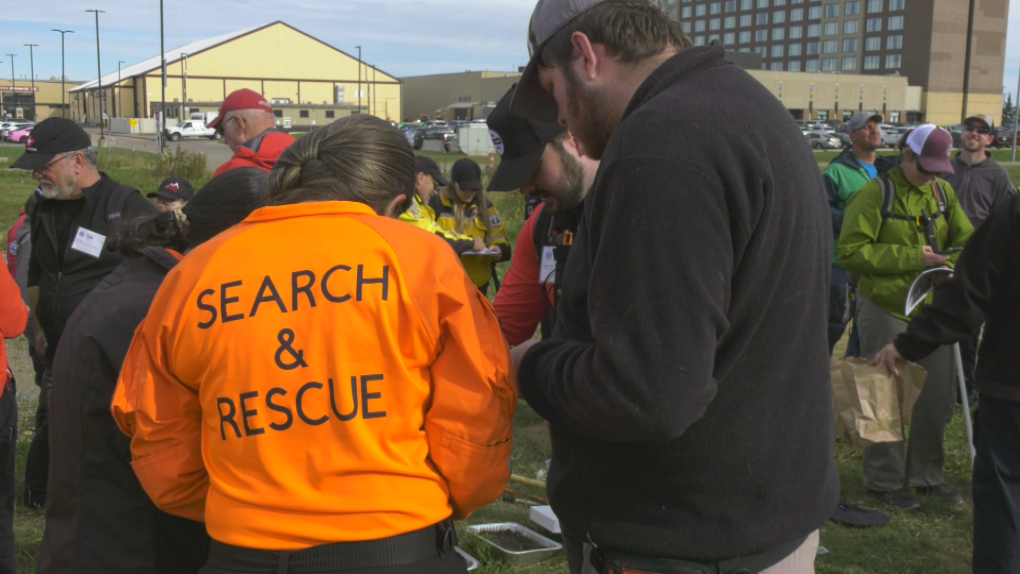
top-left (905, 125), bottom-right (954, 175)
top-left (207, 89), bottom-right (273, 129)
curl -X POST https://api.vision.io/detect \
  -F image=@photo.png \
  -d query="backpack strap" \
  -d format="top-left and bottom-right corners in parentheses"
top-left (105, 184), bottom-right (138, 225)
top-left (930, 179), bottom-right (948, 217)
top-left (877, 175), bottom-right (910, 222)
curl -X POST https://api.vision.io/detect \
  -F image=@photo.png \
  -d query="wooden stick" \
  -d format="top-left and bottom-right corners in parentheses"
top-left (504, 488), bottom-right (549, 505)
top-left (509, 474), bottom-right (547, 489)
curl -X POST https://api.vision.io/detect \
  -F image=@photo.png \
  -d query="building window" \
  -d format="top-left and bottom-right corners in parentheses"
top-left (865, 36), bottom-right (880, 50)
top-left (775, 0), bottom-right (786, 5)
top-left (806, 59), bottom-right (819, 71)
top-left (757, 0), bottom-right (769, 7)
top-left (739, 30), bottom-right (752, 42)
top-left (741, 0), bottom-right (752, 9)
top-left (755, 46), bottom-right (768, 56)
top-left (823, 39), bottom-right (838, 53)
top-left (790, 25), bottom-right (803, 38)
top-left (824, 21), bottom-right (838, 35)
top-left (889, 0), bottom-right (903, 9)
top-left (725, 15), bottom-right (736, 27)
top-left (740, 46), bottom-right (751, 52)
top-left (724, 31), bottom-right (736, 44)
top-left (791, 8), bottom-right (803, 20)
top-left (889, 111), bottom-right (901, 122)
top-left (841, 56), bottom-right (857, 70)
top-left (868, 0), bottom-right (882, 12)
top-left (888, 15), bottom-right (903, 29)
top-left (682, 21), bottom-right (692, 32)
top-left (772, 44), bottom-right (785, 57)
top-left (710, 17), bottom-right (721, 29)
top-left (725, 0), bottom-right (737, 11)
top-left (864, 55), bottom-right (880, 69)
top-left (696, 4), bottom-right (707, 15)
top-left (822, 57), bottom-right (837, 71)
top-left (695, 35), bottom-right (707, 45)
top-left (824, 3), bottom-right (839, 17)
top-left (887, 34), bottom-right (902, 49)
top-left (843, 37), bottom-right (858, 51)
top-left (844, 19), bottom-right (858, 33)
top-left (771, 61), bottom-right (785, 70)
top-left (740, 13), bottom-right (752, 25)
top-left (885, 53), bottom-right (901, 68)
top-left (807, 40), bottom-right (819, 54)
top-left (711, 1), bottom-right (722, 13)
top-left (756, 29), bottom-right (769, 41)
top-left (808, 5), bottom-right (821, 18)
top-left (757, 12), bottom-right (769, 24)
top-left (695, 19), bottom-right (707, 31)
top-left (299, 110), bottom-right (309, 118)
top-left (773, 27), bottom-right (785, 40)
top-left (774, 10), bottom-right (786, 23)
top-left (807, 23), bottom-right (821, 36)
top-left (274, 109), bottom-right (283, 118)
top-left (789, 60), bottom-right (802, 71)
top-left (325, 110), bottom-right (335, 118)
top-left (866, 17), bottom-right (882, 31)
top-left (790, 43), bottom-right (803, 56)
top-left (682, 5), bottom-right (692, 16)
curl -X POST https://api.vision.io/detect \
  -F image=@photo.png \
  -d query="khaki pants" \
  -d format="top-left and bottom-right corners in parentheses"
top-left (565, 530), bottom-right (820, 574)
top-left (856, 297), bottom-right (956, 492)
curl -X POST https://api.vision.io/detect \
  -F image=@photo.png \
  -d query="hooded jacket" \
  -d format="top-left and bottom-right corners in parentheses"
top-left (213, 130), bottom-right (295, 177)
top-left (429, 193), bottom-right (511, 288)
top-left (398, 192), bottom-right (476, 255)
top-left (945, 152), bottom-right (1016, 228)
top-left (838, 166), bottom-right (974, 321)
top-left (39, 247), bottom-right (209, 574)
top-left (0, 267), bottom-right (27, 390)
top-left (824, 149), bottom-right (899, 267)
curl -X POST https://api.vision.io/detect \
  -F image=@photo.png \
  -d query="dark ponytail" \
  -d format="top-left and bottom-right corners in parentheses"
top-left (113, 168), bottom-right (269, 255)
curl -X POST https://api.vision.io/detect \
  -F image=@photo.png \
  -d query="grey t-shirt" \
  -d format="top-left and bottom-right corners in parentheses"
top-left (947, 153), bottom-right (1017, 228)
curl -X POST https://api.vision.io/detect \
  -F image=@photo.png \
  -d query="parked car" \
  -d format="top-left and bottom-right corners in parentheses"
top-left (8, 126), bottom-right (33, 143)
top-left (804, 131), bottom-right (842, 150)
top-left (448, 120), bottom-right (469, 131)
top-left (881, 127), bottom-right (906, 148)
top-left (835, 132), bottom-right (852, 148)
top-left (419, 127), bottom-right (457, 152)
top-left (411, 128), bottom-right (430, 149)
top-left (1, 120), bottom-right (33, 140)
top-left (165, 120), bottom-right (221, 141)
top-left (996, 128), bottom-right (1018, 148)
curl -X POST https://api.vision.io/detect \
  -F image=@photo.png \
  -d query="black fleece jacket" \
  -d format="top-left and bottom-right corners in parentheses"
top-left (895, 193), bottom-right (1020, 402)
top-left (517, 42), bottom-right (840, 561)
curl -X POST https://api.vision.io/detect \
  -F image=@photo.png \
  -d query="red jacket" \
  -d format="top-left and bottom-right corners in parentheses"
top-left (213, 131), bottom-right (295, 177)
top-left (492, 204), bottom-right (554, 345)
top-left (0, 262), bottom-right (28, 391)
top-left (6, 211), bottom-right (25, 279)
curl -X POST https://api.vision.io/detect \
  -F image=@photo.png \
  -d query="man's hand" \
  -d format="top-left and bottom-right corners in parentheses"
top-left (511, 339), bottom-right (541, 373)
top-left (874, 343), bottom-right (904, 376)
top-left (923, 246), bottom-right (950, 268)
top-left (473, 237), bottom-right (486, 252)
top-left (34, 329), bottom-right (48, 357)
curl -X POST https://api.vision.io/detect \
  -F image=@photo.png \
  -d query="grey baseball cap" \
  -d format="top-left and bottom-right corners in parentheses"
top-left (846, 112), bottom-right (883, 133)
top-left (510, 0), bottom-right (608, 121)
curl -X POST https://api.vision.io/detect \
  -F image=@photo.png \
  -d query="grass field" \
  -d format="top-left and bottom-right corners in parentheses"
top-left (1, 144), bottom-right (1018, 573)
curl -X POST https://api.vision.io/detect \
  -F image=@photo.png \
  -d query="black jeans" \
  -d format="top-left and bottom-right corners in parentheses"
top-left (0, 378), bottom-right (18, 574)
top-left (24, 367), bottom-right (49, 507)
top-left (197, 545), bottom-right (466, 574)
top-left (972, 394), bottom-right (1020, 573)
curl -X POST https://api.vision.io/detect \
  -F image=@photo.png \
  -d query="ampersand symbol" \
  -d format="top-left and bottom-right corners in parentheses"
top-left (274, 329), bottom-right (309, 371)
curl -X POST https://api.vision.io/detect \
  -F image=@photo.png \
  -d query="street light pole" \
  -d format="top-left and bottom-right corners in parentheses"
top-left (181, 53), bottom-right (188, 121)
top-left (961, 0), bottom-right (975, 122)
top-left (356, 45), bottom-right (362, 114)
top-left (159, 0), bottom-right (167, 153)
top-left (51, 30), bottom-right (73, 118)
top-left (3, 55), bottom-right (14, 120)
top-left (1012, 68), bottom-right (1019, 162)
top-left (86, 9), bottom-right (106, 139)
top-left (117, 61), bottom-right (124, 118)
top-left (24, 44), bottom-right (37, 121)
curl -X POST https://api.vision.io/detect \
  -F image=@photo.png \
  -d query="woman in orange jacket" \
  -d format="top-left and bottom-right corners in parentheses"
top-left (112, 115), bottom-right (517, 574)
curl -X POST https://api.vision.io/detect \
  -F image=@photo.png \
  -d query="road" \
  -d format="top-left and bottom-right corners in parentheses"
top-left (84, 129), bottom-right (235, 172)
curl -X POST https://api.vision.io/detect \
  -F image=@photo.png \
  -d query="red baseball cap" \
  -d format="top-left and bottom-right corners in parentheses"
top-left (207, 89), bottom-right (273, 129)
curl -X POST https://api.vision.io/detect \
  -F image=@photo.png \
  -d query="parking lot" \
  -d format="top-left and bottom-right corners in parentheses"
top-left (79, 129), bottom-right (236, 172)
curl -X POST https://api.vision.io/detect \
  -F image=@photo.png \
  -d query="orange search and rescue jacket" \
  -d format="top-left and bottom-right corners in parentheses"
top-left (111, 200), bottom-right (517, 551)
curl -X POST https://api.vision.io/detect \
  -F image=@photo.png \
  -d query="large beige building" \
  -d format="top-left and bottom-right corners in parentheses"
top-left (70, 22), bottom-right (401, 128)
top-left (401, 71), bottom-right (522, 121)
top-left (2, 80), bottom-right (82, 121)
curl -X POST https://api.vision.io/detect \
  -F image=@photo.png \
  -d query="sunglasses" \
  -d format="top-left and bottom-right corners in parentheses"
top-left (963, 124), bottom-right (991, 135)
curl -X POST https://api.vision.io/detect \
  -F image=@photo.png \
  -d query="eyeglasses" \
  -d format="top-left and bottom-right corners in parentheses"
top-left (34, 154), bottom-right (72, 177)
top-left (217, 114), bottom-right (244, 134)
top-left (963, 124), bottom-right (991, 135)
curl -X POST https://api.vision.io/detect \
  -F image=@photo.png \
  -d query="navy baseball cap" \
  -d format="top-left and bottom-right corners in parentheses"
top-left (148, 177), bottom-right (195, 201)
top-left (488, 84), bottom-right (564, 191)
top-left (415, 156), bottom-right (449, 186)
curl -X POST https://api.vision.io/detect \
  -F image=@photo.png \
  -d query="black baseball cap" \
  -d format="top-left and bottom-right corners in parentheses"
top-left (11, 118), bottom-right (92, 171)
top-left (450, 158), bottom-right (483, 191)
top-left (415, 156), bottom-right (449, 186)
top-left (487, 84), bottom-right (564, 192)
top-left (147, 177), bottom-right (195, 201)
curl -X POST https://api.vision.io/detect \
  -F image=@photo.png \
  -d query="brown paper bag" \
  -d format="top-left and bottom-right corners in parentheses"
top-left (830, 358), bottom-right (927, 447)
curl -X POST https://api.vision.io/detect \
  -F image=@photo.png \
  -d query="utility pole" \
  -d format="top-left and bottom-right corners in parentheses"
top-left (24, 44), bottom-right (37, 121)
top-left (3, 55), bottom-right (14, 120)
top-left (961, 0), bottom-right (975, 123)
top-left (159, 0), bottom-right (167, 153)
top-left (356, 45), bottom-right (362, 114)
top-left (86, 9), bottom-right (106, 139)
top-left (52, 30), bottom-right (74, 118)
top-left (181, 53), bottom-right (188, 121)
top-left (1013, 69), bottom-right (1020, 162)
top-left (117, 61), bottom-right (124, 118)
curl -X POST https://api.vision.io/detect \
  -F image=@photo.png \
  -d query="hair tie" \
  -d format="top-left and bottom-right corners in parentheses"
top-left (170, 203), bottom-right (188, 231)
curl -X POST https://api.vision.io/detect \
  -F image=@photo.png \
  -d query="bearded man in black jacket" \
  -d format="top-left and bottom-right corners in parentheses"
top-left (509, 0), bottom-right (839, 572)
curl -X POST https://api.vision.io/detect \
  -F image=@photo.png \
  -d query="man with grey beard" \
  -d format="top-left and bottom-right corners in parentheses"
top-left (11, 118), bottom-right (154, 508)
top-left (488, 84), bottom-right (598, 344)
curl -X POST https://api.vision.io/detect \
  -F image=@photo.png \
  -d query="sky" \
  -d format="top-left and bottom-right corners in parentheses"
top-left (0, 0), bottom-right (1018, 103)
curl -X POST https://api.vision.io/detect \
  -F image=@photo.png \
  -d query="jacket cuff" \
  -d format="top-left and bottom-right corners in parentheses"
top-left (893, 332), bottom-right (937, 363)
top-left (516, 342), bottom-right (562, 426)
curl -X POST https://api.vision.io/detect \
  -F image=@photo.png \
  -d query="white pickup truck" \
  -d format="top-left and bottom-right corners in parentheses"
top-left (165, 120), bottom-right (221, 141)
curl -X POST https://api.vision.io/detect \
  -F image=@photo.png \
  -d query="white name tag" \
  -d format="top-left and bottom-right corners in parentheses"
top-left (70, 227), bottom-right (106, 259)
top-left (540, 246), bottom-right (556, 285)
